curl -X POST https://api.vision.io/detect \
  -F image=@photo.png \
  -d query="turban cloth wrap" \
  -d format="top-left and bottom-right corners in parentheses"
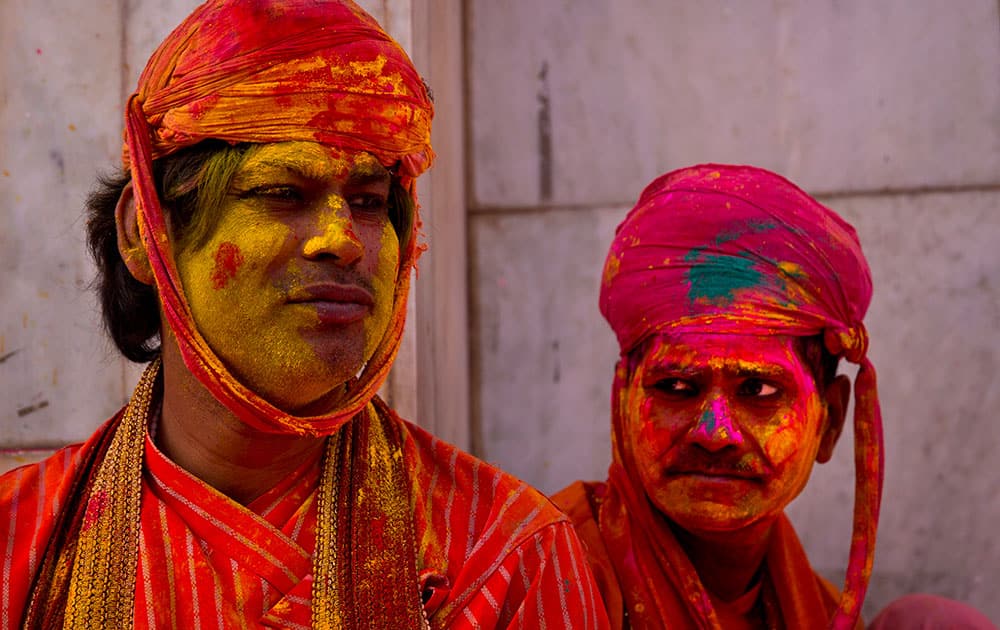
top-left (598, 164), bottom-right (883, 628)
top-left (121, 0), bottom-right (434, 436)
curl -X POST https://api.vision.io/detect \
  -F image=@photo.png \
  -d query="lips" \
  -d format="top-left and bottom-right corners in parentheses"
top-left (666, 468), bottom-right (764, 482)
top-left (662, 452), bottom-right (769, 481)
top-left (287, 283), bottom-right (374, 324)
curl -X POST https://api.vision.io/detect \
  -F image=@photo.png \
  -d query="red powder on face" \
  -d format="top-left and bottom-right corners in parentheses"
top-left (210, 242), bottom-right (245, 289)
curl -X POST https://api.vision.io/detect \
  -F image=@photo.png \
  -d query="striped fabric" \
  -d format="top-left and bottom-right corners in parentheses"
top-left (1, 416), bottom-right (608, 628)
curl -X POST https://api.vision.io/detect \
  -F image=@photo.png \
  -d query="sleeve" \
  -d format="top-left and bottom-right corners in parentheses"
top-left (439, 521), bottom-right (611, 630)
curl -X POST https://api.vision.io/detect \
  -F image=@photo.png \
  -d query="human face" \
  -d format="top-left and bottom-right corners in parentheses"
top-left (624, 333), bottom-right (833, 534)
top-left (174, 141), bottom-right (400, 412)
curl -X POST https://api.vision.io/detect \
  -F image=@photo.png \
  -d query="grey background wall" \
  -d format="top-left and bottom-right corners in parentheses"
top-left (468, 0), bottom-right (1000, 622)
top-left (1, 0), bottom-right (997, 623)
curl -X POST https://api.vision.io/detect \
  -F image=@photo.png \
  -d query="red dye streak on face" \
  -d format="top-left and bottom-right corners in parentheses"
top-left (210, 242), bottom-right (245, 289)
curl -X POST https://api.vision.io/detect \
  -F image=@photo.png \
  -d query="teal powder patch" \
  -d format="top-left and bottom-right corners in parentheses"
top-left (685, 253), bottom-right (762, 304)
top-left (684, 218), bottom-right (777, 304)
top-left (698, 407), bottom-right (717, 433)
top-left (713, 219), bottom-right (777, 247)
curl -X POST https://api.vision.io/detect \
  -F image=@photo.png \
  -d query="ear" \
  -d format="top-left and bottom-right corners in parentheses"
top-left (816, 374), bottom-right (850, 463)
top-left (115, 182), bottom-right (155, 285)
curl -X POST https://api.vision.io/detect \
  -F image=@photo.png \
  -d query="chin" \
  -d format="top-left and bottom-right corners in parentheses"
top-left (234, 362), bottom-right (355, 413)
top-left (660, 501), bottom-right (775, 536)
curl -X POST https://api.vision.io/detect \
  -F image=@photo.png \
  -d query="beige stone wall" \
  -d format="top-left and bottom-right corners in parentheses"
top-left (468, 0), bottom-right (1000, 621)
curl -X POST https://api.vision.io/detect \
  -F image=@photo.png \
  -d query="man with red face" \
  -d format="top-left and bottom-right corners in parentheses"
top-left (553, 164), bottom-right (994, 629)
top-left (0, 2), bottom-right (608, 628)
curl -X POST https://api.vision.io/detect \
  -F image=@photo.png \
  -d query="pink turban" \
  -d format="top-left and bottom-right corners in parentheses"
top-left (600, 164), bottom-right (871, 360)
top-left (600, 164), bottom-right (883, 629)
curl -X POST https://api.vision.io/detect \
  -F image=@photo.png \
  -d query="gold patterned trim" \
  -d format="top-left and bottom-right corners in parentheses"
top-left (57, 359), bottom-right (426, 628)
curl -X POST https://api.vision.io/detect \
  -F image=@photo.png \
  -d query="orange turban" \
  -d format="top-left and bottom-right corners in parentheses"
top-left (123, 0), bottom-right (434, 435)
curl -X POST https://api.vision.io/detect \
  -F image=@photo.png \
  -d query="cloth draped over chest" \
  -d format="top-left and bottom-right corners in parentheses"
top-left (20, 361), bottom-right (426, 629)
top-left (553, 481), bottom-right (849, 630)
top-left (124, 0), bottom-right (435, 436)
top-left (3, 384), bottom-right (609, 628)
top-left (592, 164), bottom-right (883, 629)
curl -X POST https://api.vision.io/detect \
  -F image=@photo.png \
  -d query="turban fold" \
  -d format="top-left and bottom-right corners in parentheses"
top-left (123, 0), bottom-right (434, 435)
top-left (600, 165), bottom-right (871, 360)
top-left (599, 164), bottom-right (883, 629)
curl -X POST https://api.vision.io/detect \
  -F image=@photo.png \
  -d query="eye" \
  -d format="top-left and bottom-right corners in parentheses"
top-left (347, 193), bottom-right (389, 216)
top-left (240, 185), bottom-right (303, 202)
top-left (653, 378), bottom-right (699, 398)
top-left (737, 378), bottom-right (779, 398)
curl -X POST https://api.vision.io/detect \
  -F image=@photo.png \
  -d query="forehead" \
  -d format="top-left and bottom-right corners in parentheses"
top-left (639, 332), bottom-right (805, 375)
top-left (235, 141), bottom-right (388, 180)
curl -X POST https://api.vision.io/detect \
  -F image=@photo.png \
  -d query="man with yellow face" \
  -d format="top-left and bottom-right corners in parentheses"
top-left (0, 2), bottom-right (608, 628)
top-left (553, 164), bottom-right (995, 629)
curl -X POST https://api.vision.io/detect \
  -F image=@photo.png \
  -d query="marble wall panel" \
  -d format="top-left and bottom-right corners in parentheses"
top-left (1, 0), bottom-right (130, 447)
top-left (470, 206), bottom-right (623, 490)
top-left (469, 0), bottom-right (1000, 208)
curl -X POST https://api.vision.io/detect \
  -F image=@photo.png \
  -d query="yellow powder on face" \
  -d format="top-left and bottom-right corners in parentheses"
top-left (175, 141), bottom-right (401, 411)
top-left (177, 210), bottom-right (338, 408)
top-left (304, 195), bottom-right (356, 257)
top-left (362, 219), bottom-right (399, 361)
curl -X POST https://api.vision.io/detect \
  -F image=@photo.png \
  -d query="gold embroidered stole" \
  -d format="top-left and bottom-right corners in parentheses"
top-left (25, 360), bottom-right (426, 629)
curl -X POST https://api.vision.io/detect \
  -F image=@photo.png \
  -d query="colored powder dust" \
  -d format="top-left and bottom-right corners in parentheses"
top-left (697, 407), bottom-right (718, 434)
top-left (210, 242), bottom-right (245, 289)
top-left (685, 253), bottom-right (762, 304)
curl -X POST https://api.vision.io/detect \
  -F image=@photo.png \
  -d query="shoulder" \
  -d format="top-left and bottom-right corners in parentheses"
top-left (551, 480), bottom-right (607, 529)
top-left (0, 415), bottom-right (119, 555)
top-left (551, 480), bottom-right (625, 630)
top-left (395, 418), bottom-right (607, 627)
top-left (0, 441), bottom-right (88, 511)
top-left (550, 480), bottom-right (616, 573)
top-left (0, 432), bottom-right (97, 627)
top-left (399, 417), bottom-right (571, 550)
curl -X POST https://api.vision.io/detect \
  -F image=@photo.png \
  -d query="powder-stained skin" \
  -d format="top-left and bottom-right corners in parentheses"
top-left (625, 332), bottom-right (831, 533)
top-left (175, 141), bottom-right (399, 412)
top-left (210, 242), bottom-right (245, 289)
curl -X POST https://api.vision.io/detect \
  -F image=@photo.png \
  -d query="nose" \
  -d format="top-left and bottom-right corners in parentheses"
top-left (302, 196), bottom-right (363, 265)
top-left (688, 395), bottom-right (744, 452)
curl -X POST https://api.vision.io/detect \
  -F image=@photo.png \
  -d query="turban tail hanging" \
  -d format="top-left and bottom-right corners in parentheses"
top-left (122, 0), bottom-right (435, 436)
top-left (598, 164), bottom-right (883, 629)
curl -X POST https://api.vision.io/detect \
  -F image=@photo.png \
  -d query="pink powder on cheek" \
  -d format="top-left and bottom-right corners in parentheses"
top-left (210, 242), bottom-right (245, 289)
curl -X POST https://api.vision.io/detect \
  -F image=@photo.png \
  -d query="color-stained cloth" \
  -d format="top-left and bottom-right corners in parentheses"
top-left (1, 406), bottom-right (608, 629)
top-left (556, 164), bottom-right (884, 629)
top-left (554, 481), bottom-right (849, 630)
top-left (866, 594), bottom-right (998, 630)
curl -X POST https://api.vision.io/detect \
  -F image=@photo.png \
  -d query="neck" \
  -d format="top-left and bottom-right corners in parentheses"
top-left (157, 334), bottom-right (327, 505)
top-left (671, 518), bottom-right (776, 602)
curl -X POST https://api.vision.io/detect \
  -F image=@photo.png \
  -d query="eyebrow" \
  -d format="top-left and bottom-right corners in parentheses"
top-left (645, 360), bottom-right (787, 379)
top-left (732, 365), bottom-right (786, 378)
top-left (345, 169), bottom-right (391, 186)
top-left (232, 159), bottom-right (391, 186)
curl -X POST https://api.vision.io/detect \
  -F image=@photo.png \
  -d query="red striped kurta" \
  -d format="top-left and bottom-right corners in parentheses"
top-left (1, 416), bottom-right (608, 629)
